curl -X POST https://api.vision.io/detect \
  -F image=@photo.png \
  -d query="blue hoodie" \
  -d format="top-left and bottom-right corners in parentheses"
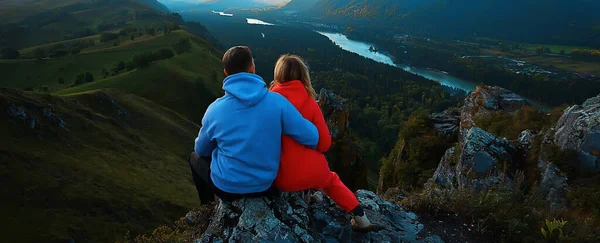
top-left (194, 72), bottom-right (319, 194)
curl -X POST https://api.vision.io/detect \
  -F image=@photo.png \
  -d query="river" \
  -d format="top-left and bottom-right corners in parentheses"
top-left (315, 31), bottom-right (548, 109)
top-left (316, 31), bottom-right (478, 92)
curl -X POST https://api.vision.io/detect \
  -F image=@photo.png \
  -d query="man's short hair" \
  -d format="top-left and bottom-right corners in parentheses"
top-left (222, 46), bottom-right (253, 75)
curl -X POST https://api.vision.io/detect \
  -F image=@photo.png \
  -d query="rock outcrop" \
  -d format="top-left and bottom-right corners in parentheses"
top-left (428, 86), bottom-right (599, 208)
top-left (552, 94), bottom-right (600, 171)
top-left (194, 90), bottom-right (444, 242)
top-left (197, 190), bottom-right (442, 243)
top-left (518, 129), bottom-right (536, 149)
top-left (430, 127), bottom-right (516, 190)
top-left (460, 86), bottom-right (527, 139)
top-left (318, 89), bottom-right (368, 190)
top-left (429, 108), bottom-right (460, 137)
top-left (429, 86), bottom-right (524, 191)
top-left (536, 94), bottom-right (600, 208)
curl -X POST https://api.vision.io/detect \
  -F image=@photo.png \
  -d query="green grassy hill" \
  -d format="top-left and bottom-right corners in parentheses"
top-left (0, 1), bottom-right (227, 242)
top-left (1, 29), bottom-right (225, 123)
top-left (1, 88), bottom-right (200, 242)
top-left (0, 0), bottom-right (182, 49)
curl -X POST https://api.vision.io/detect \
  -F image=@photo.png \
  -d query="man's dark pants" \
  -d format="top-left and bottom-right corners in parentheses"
top-left (187, 152), bottom-right (279, 204)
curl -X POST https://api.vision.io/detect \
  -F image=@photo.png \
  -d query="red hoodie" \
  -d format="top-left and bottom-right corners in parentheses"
top-left (271, 80), bottom-right (332, 191)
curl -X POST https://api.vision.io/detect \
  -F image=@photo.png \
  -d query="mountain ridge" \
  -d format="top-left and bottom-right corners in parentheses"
top-left (302, 0), bottom-right (600, 47)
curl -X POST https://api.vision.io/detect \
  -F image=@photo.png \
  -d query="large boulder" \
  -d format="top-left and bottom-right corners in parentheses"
top-left (197, 190), bottom-right (442, 243)
top-left (430, 127), bottom-right (516, 190)
top-left (460, 86), bottom-right (527, 139)
top-left (518, 129), bottom-right (536, 149)
top-left (536, 94), bottom-right (600, 208)
top-left (537, 145), bottom-right (569, 210)
top-left (552, 94), bottom-right (600, 171)
top-left (429, 108), bottom-right (460, 137)
top-left (429, 147), bottom-right (458, 188)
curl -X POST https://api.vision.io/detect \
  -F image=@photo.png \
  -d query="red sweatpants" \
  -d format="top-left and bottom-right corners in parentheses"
top-left (314, 172), bottom-right (360, 213)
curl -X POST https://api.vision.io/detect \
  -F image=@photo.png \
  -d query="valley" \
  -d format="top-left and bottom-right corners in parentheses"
top-left (1, 0), bottom-right (599, 242)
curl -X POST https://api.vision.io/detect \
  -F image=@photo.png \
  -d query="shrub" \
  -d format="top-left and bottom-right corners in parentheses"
top-left (111, 61), bottom-right (126, 75)
top-left (379, 109), bottom-right (454, 192)
top-left (119, 204), bottom-right (214, 243)
top-left (125, 61), bottom-right (136, 71)
top-left (474, 105), bottom-right (547, 139)
top-left (568, 182), bottom-right (600, 218)
top-left (154, 48), bottom-right (175, 60)
top-left (173, 38), bottom-right (192, 55)
top-left (132, 52), bottom-right (153, 68)
top-left (146, 27), bottom-right (156, 36)
top-left (0, 47), bottom-right (20, 59)
top-left (33, 48), bottom-right (45, 59)
top-left (85, 72), bottom-right (94, 83)
top-left (404, 173), bottom-right (600, 242)
top-left (131, 49), bottom-right (175, 69)
top-left (100, 32), bottom-right (119, 42)
top-left (74, 73), bottom-right (86, 85)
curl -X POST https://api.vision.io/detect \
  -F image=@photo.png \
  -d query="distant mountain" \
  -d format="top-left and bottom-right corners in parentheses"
top-left (159, 0), bottom-right (280, 11)
top-left (306, 0), bottom-right (600, 47)
top-left (138, 0), bottom-right (171, 13)
top-left (283, 0), bottom-right (319, 11)
top-left (311, 0), bottom-right (434, 18)
top-left (0, 0), bottom-right (182, 49)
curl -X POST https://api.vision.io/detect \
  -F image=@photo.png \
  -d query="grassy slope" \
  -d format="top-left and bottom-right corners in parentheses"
top-left (0, 88), bottom-right (199, 242)
top-left (0, 0), bottom-right (86, 22)
top-left (0, 0), bottom-right (181, 49)
top-left (480, 47), bottom-right (600, 74)
top-left (0, 1), bottom-right (226, 242)
top-left (1, 30), bottom-right (225, 123)
top-left (57, 30), bottom-right (225, 123)
top-left (521, 43), bottom-right (592, 54)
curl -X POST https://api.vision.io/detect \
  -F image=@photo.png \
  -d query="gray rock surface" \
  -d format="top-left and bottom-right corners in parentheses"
top-left (518, 129), bottom-right (536, 149)
top-left (537, 149), bottom-right (569, 210)
top-left (430, 127), bottom-right (515, 190)
top-left (429, 109), bottom-right (460, 137)
top-left (552, 94), bottom-right (600, 171)
top-left (430, 147), bottom-right (457, 188)
top-left (536, 94), bottom-right (600, 208)
top-left (197, 190), bottom-right (442, 243)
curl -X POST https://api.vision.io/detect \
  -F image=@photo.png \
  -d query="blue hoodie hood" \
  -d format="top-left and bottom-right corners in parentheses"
top-left (223, 72), bottom-right (268, 107)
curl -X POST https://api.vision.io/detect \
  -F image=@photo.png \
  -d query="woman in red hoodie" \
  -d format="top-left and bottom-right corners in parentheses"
top-left (270, 54), bottom-right (374, 231)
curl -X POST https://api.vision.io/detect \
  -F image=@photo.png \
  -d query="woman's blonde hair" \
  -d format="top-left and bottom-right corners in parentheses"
top-left (271, 54), bottom-right (316, 98)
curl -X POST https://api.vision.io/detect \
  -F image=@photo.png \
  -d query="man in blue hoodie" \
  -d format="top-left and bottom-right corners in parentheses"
top-left (188, 46), bottom-right (319, 203)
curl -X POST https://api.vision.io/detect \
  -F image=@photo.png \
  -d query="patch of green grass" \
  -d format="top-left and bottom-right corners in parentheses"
top-left (0, 88), bottom-right (204, 243)
top-left (521, 44), bottom-right (593, 54)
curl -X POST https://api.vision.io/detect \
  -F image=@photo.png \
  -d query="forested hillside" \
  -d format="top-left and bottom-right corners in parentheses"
top-left (303, 0), bottom-right (600, 48)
